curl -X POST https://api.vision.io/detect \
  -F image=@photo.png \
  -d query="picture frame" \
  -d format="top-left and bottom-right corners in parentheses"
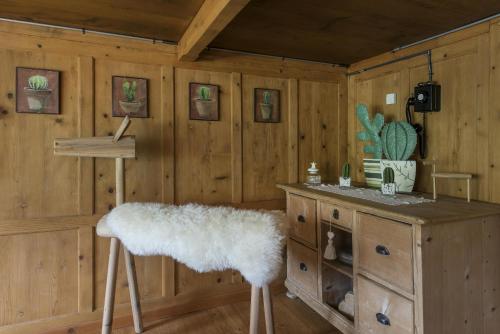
top-left (254, 88), bottom-right (280, 123)
top-left (189, 82), bottom-right (220, 121)
top-left (16, 67), bottom-right (61, 115)
top-left (112, 76), bottom-right (148, 118)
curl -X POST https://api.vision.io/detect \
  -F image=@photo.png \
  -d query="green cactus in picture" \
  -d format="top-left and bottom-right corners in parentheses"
top-left (381, 121), bottom-right (417, 160)
top-left (356, 104), bottom-right (384, 159)
top-left (28, 75), bottom-right (49, 90)
top-left (383, 167), bottom-right (395, 184)
top-left (341, 162), bottom-right (350, 178)
top-left (122, 80), bottom-right (137, 102)
top-left (263, 91), bottom-right (272, 105)
top-left (199, 86), bottom-right (211, 100)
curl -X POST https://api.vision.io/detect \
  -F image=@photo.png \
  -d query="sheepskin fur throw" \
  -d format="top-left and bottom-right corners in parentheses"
top-left (97, 203), bottom-right (287, 287)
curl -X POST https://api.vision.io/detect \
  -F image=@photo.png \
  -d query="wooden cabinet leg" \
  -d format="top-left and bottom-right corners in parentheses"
top-left (262, 285), bottom-right (275, 334)
top-left (124, 247), bottom-right (143, 333)
top-left (102, 237), bottom-right (120, 334)
top-left (250, 285), bottom-right (260, 334)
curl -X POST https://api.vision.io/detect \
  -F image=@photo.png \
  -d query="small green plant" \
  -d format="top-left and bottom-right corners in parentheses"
top-left (341, 162), bottom-right (350, 179)
top-left (199, 86), bottom-right (211, 100)
top-left (381, 121), bottom-right (417, 161)
top-left (28, 75), bottom-right (49, 90)
top-left (356, 104), bottom-right (384, 159)
top-left (122, 80), bottom-right (137, 102)
top-left (383, 167), bottom-right (395, 184)
top-left (263, 91), bottom-right (272, 105)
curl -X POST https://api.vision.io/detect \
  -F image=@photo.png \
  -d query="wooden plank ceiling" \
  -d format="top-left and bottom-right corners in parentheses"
top-left (1, 0), bottom-right (500, 64)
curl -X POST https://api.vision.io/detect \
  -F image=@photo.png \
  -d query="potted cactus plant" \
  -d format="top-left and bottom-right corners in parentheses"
top-left (380, 121), bottom-right (418, 193)
top-left (194, 86), bottom-right (214, 117)
top-left (260, 91), bottom-right (273, 120)
top-left (339, 162), bottom-right (351, 188)
top-left (119, 80), bottom-right (143, 114)
top-left (381, 167), bottom-right (396, 195)
top-left (356, 104), bottom-right (385, 188)
top-left (24, 75), bottom-right (52, 112)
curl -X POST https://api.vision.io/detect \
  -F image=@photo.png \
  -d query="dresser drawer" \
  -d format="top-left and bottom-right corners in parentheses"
top-left (358, 213), bottom-right (413, 293)
top-left (358, 276), bottom-right (414, 334)
top-left (287, 194), bottom-right (317, 247)
top-left (319, 201), bottom-right (353, 230)
top-left (287, 239), bottom-right (318, 298)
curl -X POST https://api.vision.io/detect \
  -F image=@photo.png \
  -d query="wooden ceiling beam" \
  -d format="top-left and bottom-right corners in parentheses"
top-left (177, 0), bottom-right (250, 62)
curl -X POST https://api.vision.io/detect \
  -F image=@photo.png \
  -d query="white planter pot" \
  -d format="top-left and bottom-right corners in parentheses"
top-left (339, 177), bottom-right (351, 188)
top-left (380, 160), bottom-right (416, 193)
top-left (381, 183), bottom-right (396, 195)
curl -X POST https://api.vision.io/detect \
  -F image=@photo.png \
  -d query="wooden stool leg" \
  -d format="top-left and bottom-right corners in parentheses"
top-left (250, 285), bottom-right (260, 334)
top-left (124, 247), bottom-right (143, 333)
top-left (102, 237), bottom-right (120, 334)
top-left (262, 285), bottom-right (275, 334)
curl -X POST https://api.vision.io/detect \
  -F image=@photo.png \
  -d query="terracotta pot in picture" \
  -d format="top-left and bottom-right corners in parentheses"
top-left (119, 100), bottom-right (143, 114)
top-left (363, 158), bottom-right (382, 188)
top-left (260, 103), bottom-right (273, 120)
top-left (24, 88), bottom-right (52, 112)
top-left (380, 160), bottom-right (417, 193)
top-left (195, 99), bottom-right (214, 117)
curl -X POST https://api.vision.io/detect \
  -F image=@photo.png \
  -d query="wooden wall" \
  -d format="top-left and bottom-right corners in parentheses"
top-left (0, 21), bottom-right (346, 333)
top-left (348, 18), bottom-right (500, 203)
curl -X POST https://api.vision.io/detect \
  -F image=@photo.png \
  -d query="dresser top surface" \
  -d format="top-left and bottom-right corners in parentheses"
top-left (278, 183), bottom-right (500, 225)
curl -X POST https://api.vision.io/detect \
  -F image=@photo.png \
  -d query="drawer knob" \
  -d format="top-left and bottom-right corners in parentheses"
top-left (299, 262), bottom-right (308, 272)
top-left (332, 209), bottom-right (340, 220)
top-left (297, 214), bottom-right (306, 223)
top-left (376, 312), bottom-right (391, 326)
top-left (375, 245), bottom-right (390, 256)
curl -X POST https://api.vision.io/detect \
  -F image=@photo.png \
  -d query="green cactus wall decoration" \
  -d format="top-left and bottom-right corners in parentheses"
top-left (28, 75), bottom-right (49, 90)
top-left (122, 80), bottom-right (137, 102)
top-left (263, 91), bottom-right (272, 105)
top-left (383, 167), bottom-right (395, 184)
top-left (341, 162), bottom-right (350, 178)
top-left (199, 86), bottom-right (211, 100)
top-left (356, 104), bottom-right (384, 159)
top-left (381, 121), bottom-right (417, 160)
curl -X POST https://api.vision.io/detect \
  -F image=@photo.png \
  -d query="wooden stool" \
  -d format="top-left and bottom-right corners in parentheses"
top-left (423, 160), bottom-right (473, 202)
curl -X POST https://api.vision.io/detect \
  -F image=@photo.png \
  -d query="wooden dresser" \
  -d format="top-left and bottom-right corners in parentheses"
top-left (278, 184), bottom-right (500, 334)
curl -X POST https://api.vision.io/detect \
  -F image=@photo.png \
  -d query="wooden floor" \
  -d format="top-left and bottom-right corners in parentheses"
top-left (112, 293), bottom-right (340, 334)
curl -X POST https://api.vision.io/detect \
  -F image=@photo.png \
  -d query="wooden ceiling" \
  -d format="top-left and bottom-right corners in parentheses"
top-left (0, 0), bottom-right (205, 42)
top-left (212, 0), bottom-right (500, 64)
top-left (1, 0), bottom-right (500, 64)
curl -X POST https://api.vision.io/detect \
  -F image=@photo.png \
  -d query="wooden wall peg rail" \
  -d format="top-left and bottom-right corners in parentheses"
top-left (422, 160), bottom-right (473, 202)
top-left (54, 116), bottom-right (143, 334)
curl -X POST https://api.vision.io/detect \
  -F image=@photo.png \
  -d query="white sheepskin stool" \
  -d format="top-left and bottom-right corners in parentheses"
top-left (97, 202), bottom-right (286, 334)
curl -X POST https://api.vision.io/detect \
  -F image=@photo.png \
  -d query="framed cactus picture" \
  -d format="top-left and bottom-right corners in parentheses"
top-left (254, 88), bottom-right (280, 123)
top-left (112, 76), bottom-right (148, 118)
top-left (189, 82), bottom-right (219, 121)
top-left (16, 67), bottom-right (60, 114)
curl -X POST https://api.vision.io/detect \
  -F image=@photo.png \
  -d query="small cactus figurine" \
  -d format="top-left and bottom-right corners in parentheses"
top-left (381, 121), bottom-right (417, 161)
top-left (356, 104), bottom-right (384, 159)
top-left (381, 167), bottom-right (396, 195)
top-left (339, 162), bottom-right (351, 188)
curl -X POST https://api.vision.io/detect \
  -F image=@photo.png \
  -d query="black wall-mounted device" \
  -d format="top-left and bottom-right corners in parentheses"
top-left (405, 51), bottom-right (441, 159)
top-left (414, 82), bottom-right (441, 112)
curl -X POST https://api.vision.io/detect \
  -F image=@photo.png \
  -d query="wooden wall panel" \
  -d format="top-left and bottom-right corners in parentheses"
top-left (348, 34), bottom-right (493, 202)
top-left (298, 80), bottom-right (341, 182)
top-left (174, 68), bottom-right (233, 204)
top-left (0, 229), bottom-right (79, 326)
top-left (242, 75), bottom-right (290, 202)
top-left (0, 49), bottom-right (81, 219)
top-left (0, 20), bottom-right (346, 333)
